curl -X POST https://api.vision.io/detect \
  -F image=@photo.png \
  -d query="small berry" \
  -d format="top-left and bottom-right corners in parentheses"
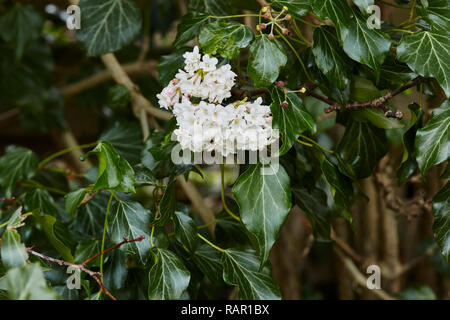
top-left (282, 28), bottom-right (290, 36)
top-left (256, 25), bottom-right (261, 31)
top-left (260, 23), bottom-right (267, 30)
top-left (286, 14), bottom-right (291, 21)
top-left (300, 87), bottom-right (307, 94)
top-left (283, 6), bottom-right (289, 11)
top-left (277, 81), bottom-right (285, 88)
top-left (264, 12), bottom-right (271, 19)
top-left (282, 101), bottom-right (289, 108)
top-left (262, 6), bottom-right (268, 13)
top-left (268, 34), bottom-right (275, 40)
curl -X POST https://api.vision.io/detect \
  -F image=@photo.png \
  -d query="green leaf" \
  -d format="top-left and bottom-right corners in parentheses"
top-left (33, 213), bottom-right (75, 263)
top-left (82, 141), bottom-right (135, 193)
top-left (397, 285), bottom-right (437, 300)
top-left (108, 200), bottom-right (152, 263)
top-left (351, 108), bottom-right (404, 129)
top-left (24, 189), bottom-right (58, 217)
top-left (189, 0), bottom-right (232, 15)
top-left (174, 11), bottom-right (209, 48)
top-left (100, 123), bottom-right (144, 166)
top-left (248, 35), bottom-right (287, 88)
top-left (397, 26), bottom-right (450, 97)
top-left (173, 211), bottom-right (198, 252)
top-left (77, 0), bottom-right (143, 56)
top-left (343, 10), bottom-right (392, 76)
top-left (157, 179), bottom-right (177, 226)
top-left (432, 181), bottom-right (450, 263)
top-left (158, 48), bottom-right (190, 87)
top-left (199, 21), bottom-right (254, 59)
top-left (337, 119), bottom-right (388, 179)
top-left (0, 4), bottom-right (43, 59)
top-left (0, 147), bottom-right (38, 198)
top-left (353, 0), bottom-right (374, 12)
top-left (222, 248), bottom-right (281, 300)
top-left (148, 248), bottom-right (190, 300)
top-left (74, 240), bottom-right (101, 267)
top-left (270, 87), bottom-right (316, 155)
top-left (271, 0), bottom-right (311, 19)
top-left (418, 0), bottom-right (450, 29)
top-left (104, 248), bottom-right (128, 291)
top-left (415, 100), bottom-right (449, 176)
top-left (1, 229), bottom-right (28, 269)
top-left (134, 164), bottom-right (157, 187)
top-left (6, 263), bottom-right (60, 300)
top-left (65, 188), bottom-right (87, 218)
top-left (321, 156), bottom-right (354, 208)
top-left (311, 0), bottom-right (353, 41)
top-left (293, 187), bottom-right (332, 241)
top-left (192, 244), bottom-right (223, 285)
top-left (312, 26), bottom-right (353, 89)
top-left (398, 104), bottom-right (424, 184)
top-left (232, 163), bottom-right (292, 265)
top-left (107, 84), bottom-right (131, 108)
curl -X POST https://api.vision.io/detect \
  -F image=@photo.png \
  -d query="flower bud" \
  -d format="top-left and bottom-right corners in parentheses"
top-left (256, 25), bottom-right (261, 31)
top-left (261, 6), bottom-right (268, 13)
top-left (264, 12), bottom-right (271, 19)
top-left (277, 81), bottom-right (285, 88)
top-left (286, 14), bottom-right (291, 21)
top-left (300, 87), bottom-right (307, 94)
top-left (283, 6), bottom-right (288, 11)
top-left (260, 23), bottom-right (266, 30)
top-left (282, 101), bottom-right (288, 108)
top-left (268, 34), bottom-right (275, 40)
top-left (282, 28), bottom-right (290, 36)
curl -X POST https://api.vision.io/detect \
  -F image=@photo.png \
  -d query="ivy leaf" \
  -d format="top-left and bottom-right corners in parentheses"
top-left (293, 187), bottom-right (332, 241)
top-left (104, 248), bottom-right (128, 291)
top-left (82, 141), bottom-right (135, 193)
top-left (271, 0), bottom-right (311, 18)
top-left (158, 48), bottom-right (190, 87)
top-left (343, 10), bottom-right (392, 76)
top-left (351, 108), bottom-right (404, 129)
top-left (1, 229), bottom-right (28, 269)
top-left (74, 240), bottom-right (101, 267)
top-left (100, 123), bottom-right (144, 166)
top-left (337, 119), bottom-right (388, 179)
top-left (157, 178), bottom-right (177, 226)
top-left (321, 156), bottom-right (354, 209)
top-left (0, 4), bottom-right (43, 59)
top-left (189, 0), bottom-right (232, 15)
top-left (232, 163), bottom-right (292, 265)
top-left (248, 35), bottom-right (287, 88)
top-left (32, 213), bottom-right (75, 263)
top-left (199, 21), bottom-right (254, 59)
top-left (222, 248), bottom-right (281, 300)
top-left (398, 104), bottom-right (424, 184)
top-left (174, 11), bottom-right (209, 48)
top-left (107, 84), bottom-right (131, 108)
top-left (311, 0), bottom-right (353, 41)
top-left (312, 26), bottom-right (353, 90)
top-left (0, 147), bottom-right (39, 198)
top-left (133, 164), bottom-right (157, 187)
top-left (353, 0), bottom-right (374, 12)
top-left (6, 263), bottom-right (61, 300)
top-left (192, 244), bottom-right (223, 285)
top-left (173, 211), bottom-right (198, 253)
top-left (397, 26), bottom-right (450, 97)
top-left (148, 248), bottom-right (190, 300)
top-left (270, 87), bottom-right (316, 155)
top-left (108, 200), bottom-right (152, 263)
top-left (25, 189), bottom-right (58, 217)
top-left (418, 0), bottom-right (450, 29)
top-left (65, 188), bottom-right (87, 218)
top-left (397, 285), bottom-right (437, 300)
top-left (432, 182), bottom-right (450, 263)
top-left (415, 100), bottom-right (450, 176)
top-left (76, 0), bottom-right (143, 56)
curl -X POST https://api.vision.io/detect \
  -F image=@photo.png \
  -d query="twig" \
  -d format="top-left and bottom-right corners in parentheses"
top-left (331, 231), bottom-right (364, 264)
top-left (0, 107), bottom-right (20, 122)
top-left (334, 247), bottom-right (397, 300)
top-left (82, 236), bottom-right (145, 266)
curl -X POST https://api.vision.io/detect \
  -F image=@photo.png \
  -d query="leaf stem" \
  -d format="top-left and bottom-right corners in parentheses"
top-left (198, 233), bottom-right (225, 253)
top-left (22, 180), bottom-right (67, 195)
top-left (220, 164), bottom-right (240, 222)
top-left (99, 192), bottom-right (114, 277)
top-left (209, 14), bottom-right (260, 19)
top-left (150, 225), bottom-right (155, 247)
top-left (38, 141), bottom-right (98, 168)
top-left (197, 219), bottom-right (217, 229)
top-left (298, 135), bottom-right (334, 154)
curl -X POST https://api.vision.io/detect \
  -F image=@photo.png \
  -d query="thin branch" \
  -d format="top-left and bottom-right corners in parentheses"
top-left (331, 231), bottom-right (364, 264)
top-left (334, 247), bottom-right (397, 300)
top-left (0, 107), bottom-right (20, 122)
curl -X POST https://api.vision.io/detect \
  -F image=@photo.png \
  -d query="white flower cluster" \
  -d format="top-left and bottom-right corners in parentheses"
top-left (157, 46), bottom-right (278, 155)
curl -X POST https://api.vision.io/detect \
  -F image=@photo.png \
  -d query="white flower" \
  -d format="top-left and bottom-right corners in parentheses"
top-left (156, 79), bottom-right (181, 109)
top-left (183, 46), bottom-right (201, 74)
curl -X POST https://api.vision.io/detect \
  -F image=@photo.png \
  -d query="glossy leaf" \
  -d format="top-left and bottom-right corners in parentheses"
top-left (173, 211), bottom-right (198, 252)
top-left (133, 164), bottom-right (157, 187)
top-left (432, 181), bottom-right (450, 263)
top-left (76, 0), bottom-right (143, 56)
top-left (174, 11), bottom-right (209, 48)
top-left (148, 248), bottom-right (190, 300)
top-left (65, 188), bottom-right (86, 218)
top-left (248, 35), bottom-right (287, 88)
top-left (418, 0), bottom-right (450, 29)
top-left (415, 100), bottom-right (449, 175)
top-left (74, 240), bottom-right (101, 267)
top-left (25, 189), bottom-right (58, 217)
top-left (199, 21), bottom-right (254, 59)
top-left (232, 163), bottom-right (292, 265)
top-left (311, 0), bottom-right (353, 41)
top-left (82, 141), bottom-right (135, 193)
top-left (6, 263), bottom-right (60, 300)
top-left (1, 229), bottom-right (28, 269)
top-left (321, 156), bottom-right (354, 209)
top-left (397, 26), bottom-right (450, 97)
top-left (104, 248), bottom-right (128, 291)
top-left (158, 48), bottom-right (190, 87)
top-left (157, 179), bottom-right (177, 226)
top-left (108, 200), bottom-right (152, 263)
top-left (192, 244), bottom-right (223, 285)
top-left (337, 119), bottom-right (388, 179)
top-left (270, 87), bottom-right (316, 155)
top-left (222, 248), bottom-right (281, 300)
top-left (271, 0), bottom-right (311, 18)
top-left (0, 147), bottom-right (39, 198)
